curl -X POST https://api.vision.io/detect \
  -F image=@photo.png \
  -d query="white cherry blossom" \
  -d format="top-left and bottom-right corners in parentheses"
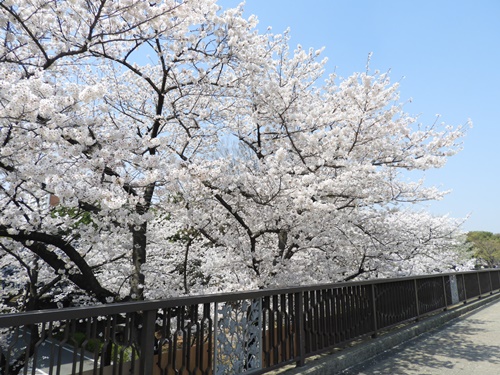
top-left (0, 0), bottom-right (471, 312)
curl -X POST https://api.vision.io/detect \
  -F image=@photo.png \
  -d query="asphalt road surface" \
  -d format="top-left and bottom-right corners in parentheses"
top-left (343, 299), bottom-right (500, 374)
top-left (4, 333), bottom-right (95, 375)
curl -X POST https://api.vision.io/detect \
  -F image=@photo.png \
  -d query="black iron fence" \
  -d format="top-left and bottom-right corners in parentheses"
top-left (1, 269), bottom-right (499, 375)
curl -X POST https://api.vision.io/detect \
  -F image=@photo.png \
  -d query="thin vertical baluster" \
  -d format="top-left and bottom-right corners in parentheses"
top-left (206, 303), bottom-right (213, 375)
top-left (442, 276), bottom-right (448, 310)
top-left (371, 284), bottom-right (378, 338)
top-left (271, 294), bottom-right (278, 365)
top-left (393, 282), bottom-right (398, 324)
top-left (476, 272), bottom-right (482, 298)
top-left (414, 279), bottom-right (420, 321)
top-left (324, 289), bottom-right (333, 346)
top-left (489, 271), bottom-right (493, 294)
top-left (55, 321), bottom-right (70, 375)
top-left (334, 289), bottom-right (341, 343)
top-left (335, 288), bottom-right (342, 343)
top-left (363, 285), bottom-right (371, 334)
top-left (347, 287), bottom-right (354, 339)
top-left (69, 320), bottom-right (79, 375)
top-left (287, 293), bottom-right (294, 360)
top-left (129, 313), bottom-right (139, 374)
top-left (394, 282), bottom-right (400, 322)
top-left (262, 296), bottom-right (270, 367)
top-left (155, 310), bottom-right (162, 374)
top-left (186, 305), bottom-right (194, 374)
top-left (462, 274), bottom-right (468, 303)
top-left (195, 305), bottom-right (202, 374)
top-left (166, 308), bottom-right (173, 374)
top-left (303, 291), bottom-right (310, 354)
top-left (139, 310), bottom-right (156, 375)
top-left (100, 316), bottom-right (112, 370)
top-left (317, 290), bottom-right (325, 349)
top-left (180, 305), bottom-right (187, 373)
top-left (213, 303), bottom-right (218, 375)
top-left (310, 291), bottom-right (317, 352)
top-left (172, 307), bottom-right (181, 373)
top-left (337, 288), bottom-right (344, 343)
top-left (295, 292), bottom-right (305, 367)
top-left (353, 286), bottom-right (360, 337)
top-left (350, 286), bottom-right (356, 338)
top-left (354, 286), bottom-right (360, 337)
top-left (45, 321), bottom-right (55, 375)
top-left (341, 288), bottom-right (348, 343)
top-left (344, 287), bottom-right (351, 340)
top-left (279, 294), bottom-right (286, 362)
top-left (331, 288), bottom-right (338, 344)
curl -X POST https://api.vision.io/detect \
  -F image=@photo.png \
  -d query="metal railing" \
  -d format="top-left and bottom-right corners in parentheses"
top-left (1, 269), bottom-right (499, 375)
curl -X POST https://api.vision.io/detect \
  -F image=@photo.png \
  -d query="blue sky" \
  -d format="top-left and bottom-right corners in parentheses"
top-left (220, 0), bottom-right (500, 233)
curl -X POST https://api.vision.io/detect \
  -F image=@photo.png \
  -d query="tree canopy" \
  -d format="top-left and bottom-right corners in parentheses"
top-left (467, 231), bottom-right (500, 268)
top-left (0, 0), bottom-right (470, 312)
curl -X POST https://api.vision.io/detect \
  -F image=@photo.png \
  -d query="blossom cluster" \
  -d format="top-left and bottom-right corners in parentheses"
top-left (0, 0), bottom-right (471, 311)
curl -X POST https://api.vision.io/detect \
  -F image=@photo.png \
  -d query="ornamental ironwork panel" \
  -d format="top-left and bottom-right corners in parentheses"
top-left (214, 299), bottom-right (262, 374)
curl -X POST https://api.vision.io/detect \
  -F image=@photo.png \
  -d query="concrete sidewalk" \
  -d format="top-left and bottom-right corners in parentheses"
top-left (343, 298), bottom-right (500, 374)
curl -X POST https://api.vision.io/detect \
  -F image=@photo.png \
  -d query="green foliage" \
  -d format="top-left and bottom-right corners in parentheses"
top-left (467, 231), bottom-right (500, 268)
top-left (70, 331), bottom-right (101, 352)
top-left (50, 206), bottom-right (98, 238)
top-left (51, 206), bottom-right (95, 226)
top-left (167, 227), bottom-right (199, 243)
top-left (70, 331), bottom-right (137, 361)
top-left (173, 258), bottom-right (211, 287)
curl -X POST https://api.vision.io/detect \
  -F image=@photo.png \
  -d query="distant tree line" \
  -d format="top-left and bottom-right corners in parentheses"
top-left (467, 231), bottom-right (500, 268)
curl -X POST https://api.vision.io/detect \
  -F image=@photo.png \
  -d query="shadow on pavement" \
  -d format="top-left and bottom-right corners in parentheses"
top-left (343, 308), bottom-right (500, 375)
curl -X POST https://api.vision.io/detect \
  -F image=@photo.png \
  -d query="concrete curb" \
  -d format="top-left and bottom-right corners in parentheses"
top-left (269, 293), bottom-right (500, 375)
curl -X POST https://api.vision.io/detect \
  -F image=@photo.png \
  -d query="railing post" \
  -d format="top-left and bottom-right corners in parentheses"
top-left (477, 271), bottom-right (482, 298)
top-left (414, 279), bottom-right (420, 321)
top-left (139, 309), bottom-right (157, 375)
top-left (442, 276), bottom-right (448, 310)
top-left (371, 284), bottom-right (378, 338)
top-left (295, 292), bottom-right (306, 367)
top-left (214, 302), bottom-right (219, 373)
top-left (497, 270), bottom-right (500, 292)
top-left (488, 271), bottom-right (493, 295)
top-left (462, 273), bottom-right (468, 304)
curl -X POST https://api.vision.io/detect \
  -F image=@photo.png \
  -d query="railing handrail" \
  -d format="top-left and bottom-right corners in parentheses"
top-left (0, 268), bottom-right (492, 327)
top-left (1, 268), bottom-right (498, 375)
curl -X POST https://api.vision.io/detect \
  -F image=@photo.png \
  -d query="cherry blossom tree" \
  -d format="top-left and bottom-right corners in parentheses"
top-left (0, 0), bottom-right (470, 311)
top-left (171, 39), bottom-right (471, 291)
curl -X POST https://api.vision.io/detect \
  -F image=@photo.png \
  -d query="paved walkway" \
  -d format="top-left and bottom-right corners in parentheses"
top-left (342, 299), bottom-right (500, 374)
